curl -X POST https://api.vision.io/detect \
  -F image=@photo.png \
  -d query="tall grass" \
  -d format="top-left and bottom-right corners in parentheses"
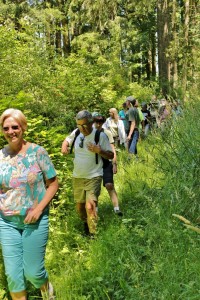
top-left (148, 100), bottom-right (200, 219)
top-left (43, 98), bottom-right (200, 299)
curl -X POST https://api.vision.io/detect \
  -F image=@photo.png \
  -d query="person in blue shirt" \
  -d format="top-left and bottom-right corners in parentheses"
top-left (118, 102), bottom-right (129, 135)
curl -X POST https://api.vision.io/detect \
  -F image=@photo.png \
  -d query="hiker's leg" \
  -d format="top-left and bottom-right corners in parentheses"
top-left (85, 177), bottom-right (102, 234)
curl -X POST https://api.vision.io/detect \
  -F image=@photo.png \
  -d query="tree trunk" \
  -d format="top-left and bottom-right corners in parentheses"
top-left (55, 21), bottom-right (62, 54)
top-left (157, 0), bottom-right (171, 97)
top-left (182, 0), bottom-right (190, 101)
top-left (62, 17), bottom-right (71, 56)
top-left (171, 0), bottom-right (178, 89)
top-left (151, 30), bottom-right (157, 78)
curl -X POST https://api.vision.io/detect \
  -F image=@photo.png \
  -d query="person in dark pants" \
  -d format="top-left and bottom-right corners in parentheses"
top-left (93, 113), bottom-right (123, 216)
top-left (126, 97), bottom-right (141, 157)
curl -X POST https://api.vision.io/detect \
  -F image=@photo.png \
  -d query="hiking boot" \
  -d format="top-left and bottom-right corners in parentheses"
top-left (115, 210), bottom-right (123, 217)
top-left (89, 233), bottom-right (96, 240)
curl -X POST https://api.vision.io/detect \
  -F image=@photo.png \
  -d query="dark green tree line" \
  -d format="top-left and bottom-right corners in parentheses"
top-left (0, 0), bottom-right (199, 127)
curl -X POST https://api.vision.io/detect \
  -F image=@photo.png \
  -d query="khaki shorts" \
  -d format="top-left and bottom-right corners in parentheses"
top-left (73, 176), bottom-right (102, 203)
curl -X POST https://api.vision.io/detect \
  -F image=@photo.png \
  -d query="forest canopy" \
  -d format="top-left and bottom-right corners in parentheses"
top-left (0, 0), bottom-right (199, 132)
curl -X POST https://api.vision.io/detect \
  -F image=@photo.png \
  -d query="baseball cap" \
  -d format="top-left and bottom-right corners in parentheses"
top-left (92, 111), bottom-right (99, 117)
top-left (93, 112), bottom-right (105, 122)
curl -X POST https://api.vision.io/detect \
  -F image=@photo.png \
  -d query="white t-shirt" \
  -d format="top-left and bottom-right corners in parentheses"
top-left (66, 128), bottom-right (112, 179)
top-left (103, 118), bottom-right (126, 144)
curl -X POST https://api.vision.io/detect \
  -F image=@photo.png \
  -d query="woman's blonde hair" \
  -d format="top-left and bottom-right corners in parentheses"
top-left (109, 108), bottom-right (119, 120)
top-left (0, 108), bottom-right (27, 132)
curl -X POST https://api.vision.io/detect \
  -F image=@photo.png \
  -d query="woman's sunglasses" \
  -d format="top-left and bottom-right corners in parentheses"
top-left (3, 125), bottom-right (20, 132)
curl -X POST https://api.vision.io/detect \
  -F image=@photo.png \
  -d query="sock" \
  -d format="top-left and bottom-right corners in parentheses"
top-left (114, 206), bottom-right (119, 212)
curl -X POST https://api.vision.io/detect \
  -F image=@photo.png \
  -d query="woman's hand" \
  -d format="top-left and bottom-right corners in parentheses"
top-left (24, 177), bottom-right (58, 224)
top-left (24, 207), bottom-right (43, 224)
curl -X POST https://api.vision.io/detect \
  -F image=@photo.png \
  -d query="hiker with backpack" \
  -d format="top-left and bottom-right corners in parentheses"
top-left (93, 113), bottom-right (123, 216)
top-left (61, 110), bottom-right (113, 238)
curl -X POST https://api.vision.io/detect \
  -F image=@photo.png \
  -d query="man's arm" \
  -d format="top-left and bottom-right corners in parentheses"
top-left (110, 143), bottom-right (117, 163)
top-left (61, 139), bottom-right (70, 155)
top-left (127, 120), bottom-right (135, 141)
top-left (110, 143), bottom-right (117, 174)
top-left (99, 148), bottom-right (114, 160)
top-left (103, 129), bottom-right (116, 162)
top-left (61, 129), bottom-right (78, 155)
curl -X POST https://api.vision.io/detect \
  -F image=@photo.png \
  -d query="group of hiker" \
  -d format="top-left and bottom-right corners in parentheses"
top-left (61, 95), bottom-right (183, 240)
top-left (0, 96), bottom-right (182, 299)
top-left (61, 96), bottom-right (141, 238)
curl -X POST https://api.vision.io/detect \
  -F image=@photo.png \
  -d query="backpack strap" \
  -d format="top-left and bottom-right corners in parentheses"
top-left (70, 128), bottom-right (80, 154)
top-left (94, 129), bottom-right (103, 164)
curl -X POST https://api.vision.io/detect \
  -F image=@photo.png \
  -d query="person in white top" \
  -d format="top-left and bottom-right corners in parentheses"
top-left (103, 108), bottom-right (126, 147)
top-left (61, 110), bottom-right (113, 237)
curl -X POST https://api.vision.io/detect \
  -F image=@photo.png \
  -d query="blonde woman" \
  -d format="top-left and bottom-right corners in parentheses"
top-left (0, 108), bottom-right (58, 300)
top-left (103, 108), bottom-right (126, 148)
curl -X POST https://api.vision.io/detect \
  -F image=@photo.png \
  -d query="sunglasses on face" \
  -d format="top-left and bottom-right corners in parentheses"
top-left (79, 137), bottom-right (85, 148)
top-left (77, 123), bottom-right (90, 129)
top-left (3, 125), bottom-right (20, 132)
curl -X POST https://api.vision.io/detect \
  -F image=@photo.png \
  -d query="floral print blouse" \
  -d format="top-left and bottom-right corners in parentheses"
top-left (0, 143), bottom-right (56, 218)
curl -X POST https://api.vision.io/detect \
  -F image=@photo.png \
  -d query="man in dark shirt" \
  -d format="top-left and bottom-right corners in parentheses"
top-left (126, 96), bottom-right (140, 157)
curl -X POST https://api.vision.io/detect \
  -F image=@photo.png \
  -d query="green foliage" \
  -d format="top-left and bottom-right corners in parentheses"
top-left (0, 6), bottom-right (158, 131)
top-left (0, 0), bottom-right (199, 298)
top-left (116, 82), bottom-right (157, 108)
